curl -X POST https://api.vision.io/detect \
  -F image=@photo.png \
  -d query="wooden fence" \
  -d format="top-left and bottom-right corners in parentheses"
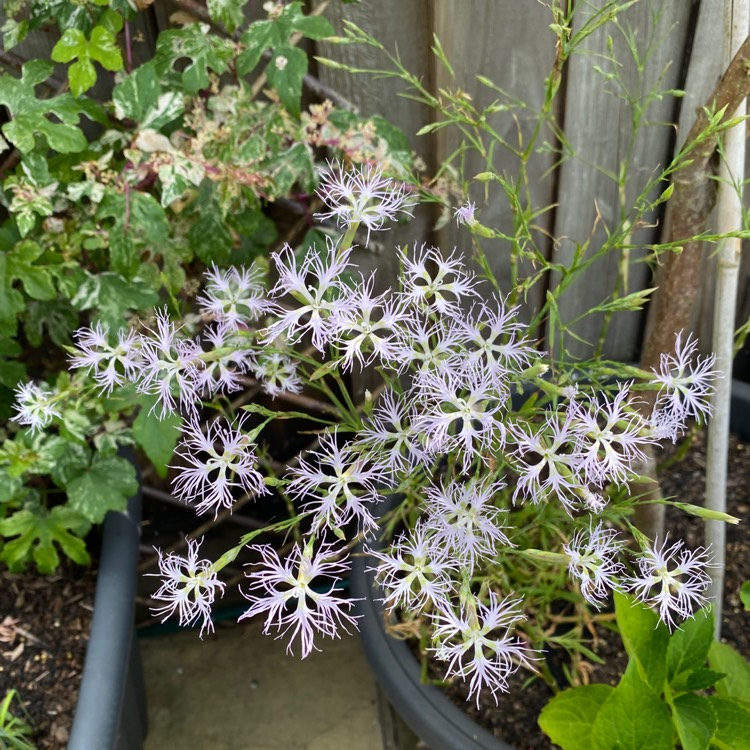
top-left (2, 0), bottom-right (749, 367)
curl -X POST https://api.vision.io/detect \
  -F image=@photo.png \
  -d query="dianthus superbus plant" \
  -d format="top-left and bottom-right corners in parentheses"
top-left (55, 159), bottom-right (731, 704)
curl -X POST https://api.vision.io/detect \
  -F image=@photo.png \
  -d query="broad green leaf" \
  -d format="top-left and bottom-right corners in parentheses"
top-left (590, 663), bottom-right (673, 750)
top-left (0, 506), bottom-right (90, 573)
top-left (709, 641), bottom-right (750, 702)
top-left (614, 591), bottom-right (669, 692)
top-left (23, 299), bottom-right (78, 348)
top-left (0, 59), bottom-right (102, 153)
top-left (88, 25), bottom-right (124, 70)
top-left (741, 581), bottom-right (750, 611)
top-left (707, 696), bottom-right (750, 750)
top-left (667, 606), bottom-right (714, 683)
top-left (51, 28), bottom-right (87, 64)
top-left (207, 0), bottom-right (246, 32)
top-left (70, 272), bottom-right (159, 332)
top-left (132, 395), bottom-right (182, 478)
top-left (0, 471), bottom-right (23, 504)
top-left (113, 61), bottom-right (159, 121)
top-left (49, 440), bottom-right (91, 488)
top-left (155, 24), bottom-right (234, 94)
top-left (672, 693), bottom-right (716, 750)
top-left (265, 45), bottom-right (308, 117)
top-left (66, 453), bottom-right (138, 524)
top-left (672, 668), bottom-right (726, 693)
top-left (237, 20), bottom-right (275, 76)
top-left (68, 57), bottom-right (98, 97)
top-left (7, 239), bottom-right (56, 301)
top-left (538, 684), bottom-right (613, 750)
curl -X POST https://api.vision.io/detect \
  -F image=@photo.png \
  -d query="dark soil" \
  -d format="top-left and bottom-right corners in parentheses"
top-left (0, 562), bottom-right (97, 750)
top-left (426, 429), bottom-right (750, 750)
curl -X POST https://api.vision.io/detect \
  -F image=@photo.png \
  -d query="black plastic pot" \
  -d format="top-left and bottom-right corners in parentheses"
top-left (68, 462), bottom-right (147, 750)
top-left (352, 380), bottom-right (750, 750)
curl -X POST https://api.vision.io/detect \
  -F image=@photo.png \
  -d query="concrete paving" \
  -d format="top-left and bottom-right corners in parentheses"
top-left (140, 621), bottom-right (393, 750)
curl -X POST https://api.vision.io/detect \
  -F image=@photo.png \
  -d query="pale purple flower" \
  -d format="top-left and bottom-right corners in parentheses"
top-left (198, 262), bottom-right (267, 328)
top-left (150, 538), bottom-right (225, 637)
top-left (430, 592), bottom-right (536, 706)
top-left (172, 415), bottom-right (269, 516)
top-left (264, 240), bottom-right (356, 351)
top-left (651, 331), bottom-right (719, 438)
top-left (197, 323), bottom-right (253, 396)
top-left (400, 244), bottom-right (480, 317)
top-left (563, 522), bottom-right (625, 608)
top-left (137, 309), bottom-right (202, 418)
top-left (571, 386), bottom-right (653, 486)
top-left (390, 313), bottom-right (469, 375)
top-left (625, 538), bottom-right (712, 631)
top-left (414, 365), bottom-right (505, 471)
top-left (454, 200), bottom-right (476, 226)
top-left (69, 323), bottom-right (143, 393)
top-left (366, 522), bottom-right (458, 612)
top-left (355, 389), bottom-right (425, 475)
top-left (250, 351), bottom-right (303, 398)
top-left (510, 409), bottom-right (584, 513)
top-left (240, 540), bottom-right (359, 658)
top-left (424, 479), bottom-right (511, 567)
top-left (330, 276), bottom-right (403, 369)
top-left (10, 381), bottom-right (61, 433)
top-left (314, 160), bottom-right (416, 246)
top-left (285, 431), bottom-right (388, 535)
top-left (460, 297), bottom-right (536, 380)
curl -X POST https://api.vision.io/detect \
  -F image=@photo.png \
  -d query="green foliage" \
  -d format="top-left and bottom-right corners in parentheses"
top-left (539, 594), bottom-right (750, 750)
top-left (0, 0), bottom-right (416, 573)
top-left (0, 689), bottom-right (37, 750)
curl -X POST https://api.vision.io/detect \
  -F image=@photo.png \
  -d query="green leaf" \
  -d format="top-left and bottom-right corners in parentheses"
top-left (590, 663), bottom-right (673, 750)
top-left (672, 693), bottom-right (717, 750)
top-left (707, 696), bottom-right (750, 750)
top-left (132, 395), bottom-right (182, 478)
top-left (667, 606), bottom-right (714, 683)
top-left (614, 591), bottom-right (669, 692)
top-left (265, 45), bottom-right (308, 117)
top-left (113, 61), bottom-right (184, 128)
top-left (66, 453), bottom-right (138, 524)
top-left (88, 25), bottom-right (124, 70)
top-left (741, 581), bottom-right (750, 611)
top-left (6, 239), bottom-right (56, 300)
top-left (709, 641), bottom-right (750, 702)
top-left (538, 684), bottom-right (614, 750)
top-left (155, 24), bottom-right (234, 94)
top-left (207, 0), bottom-right (246, 33)
top-left (672, 668), bottom-right (726, 693)
top-left (23, 300), bottom-right (78, 348)
top-left (0, 60), bottom-right (102, 153)
top-left (51, 28), bottom-right (88, 64)
top-left (71, 272), bottom-right (159, 332)
top-left (237, 20), bottom-right (275, 76)
top-left (0, 506), bottom-right (90, 573)
top-left (68, 57), bottom-right (98, 97)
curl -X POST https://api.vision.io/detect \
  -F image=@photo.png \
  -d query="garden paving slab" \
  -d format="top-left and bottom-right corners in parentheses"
top-left (140, 621), bottom-right (387, 750)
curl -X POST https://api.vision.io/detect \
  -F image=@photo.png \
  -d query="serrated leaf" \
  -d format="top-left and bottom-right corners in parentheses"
top-left (66, 453), bottom-right (138, 524)
top-left (707, 696), bottom-right (750, 750)
top-left (672, 668), bottom-right (726, 693)
top-left (614, 591), bottom-right (669, 692)
top-left (265, 45), bottom-right (307, 117)
top-left (0, 506), bottom-right (91, 573)
top-left (667, 606), bottom-right (713, 683)
top-left (590, 663), bottom-right (673, 750)
top-left (6, 240), bottom-right (56, 300)
top-left (672, 693), bottom-right (716, 750)
top-left (237, 20), bottom-right (275, 76)
top-left (51, 28), bottom-right (88, 64)
top-left (709, 641), bottom-right (750, 702)
top-left (538, 684), bottom-right (613, 750)
top-left (132, 395), bottom-right (182, 478)
top-left (88, 25), bottom-right (124, 70)
top-left (50, 440), bottom-right (91, 488)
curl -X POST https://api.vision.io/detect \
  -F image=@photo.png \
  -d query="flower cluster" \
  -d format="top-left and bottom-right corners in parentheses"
top-left (36, 163), bottom-right (719, 704)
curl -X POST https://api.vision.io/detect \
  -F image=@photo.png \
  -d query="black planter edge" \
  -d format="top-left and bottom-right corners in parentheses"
top-left (351, 379), bottom-right (750, 750)
top-left (68, 454), bottom-right (147, 750)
